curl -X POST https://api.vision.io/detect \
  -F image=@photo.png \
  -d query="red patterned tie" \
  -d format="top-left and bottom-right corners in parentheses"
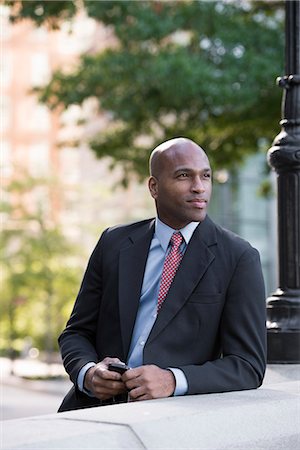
top-left (157, 232), bottom-right (184, 312)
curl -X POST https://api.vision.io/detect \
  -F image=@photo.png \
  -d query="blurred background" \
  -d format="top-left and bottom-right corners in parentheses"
top-left (1, 0), bottom-right (284, 419)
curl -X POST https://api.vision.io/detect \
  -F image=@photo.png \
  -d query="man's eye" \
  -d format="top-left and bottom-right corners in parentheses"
top-left (178, 173), bottom-right (188, 178)
top-left (204, 172), bottom-right (211, 178)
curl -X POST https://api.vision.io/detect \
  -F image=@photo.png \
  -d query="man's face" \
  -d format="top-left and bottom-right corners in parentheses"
top-left (148, 143), bottom-right (212, 229)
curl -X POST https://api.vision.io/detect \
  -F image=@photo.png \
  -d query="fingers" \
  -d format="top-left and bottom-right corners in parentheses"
top-left (99, 356), bottom-right (122, 373)
top-left (92, 377), bottom-right (125, 398)
top-left (122, 367), bottom-right (141, 383)
top-left (93, 364), bottom-right (122, 381)
top-left (123, 367), bottom-right (152, 401)
top-left (129, 389), bottom-right (150, 401)
top-left (86, 361), bottom-right (175, 402)
top-left (86, 357), bottom-right (127, 400)
top-left (122, 365), bottom-right (175, 401)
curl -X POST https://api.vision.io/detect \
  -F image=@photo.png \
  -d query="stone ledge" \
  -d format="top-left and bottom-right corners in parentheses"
top-left (2, 366), bottom-right (300, 450)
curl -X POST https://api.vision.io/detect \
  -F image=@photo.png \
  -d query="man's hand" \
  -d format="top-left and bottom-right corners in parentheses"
top-left (84, 357), bottom-right (127, 401)
top-left (122, 365), bottom-right (175, 401)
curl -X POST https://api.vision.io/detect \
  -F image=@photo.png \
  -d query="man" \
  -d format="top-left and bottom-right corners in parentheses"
top-left (58, 137), bottom-right (266, 412)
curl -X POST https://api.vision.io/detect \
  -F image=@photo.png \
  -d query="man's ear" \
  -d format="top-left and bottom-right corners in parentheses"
top-left (148, 176), bottom-right (158, 199)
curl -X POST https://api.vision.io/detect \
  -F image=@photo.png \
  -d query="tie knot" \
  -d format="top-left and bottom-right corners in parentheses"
top-left (170, 232), bottom-right (183, 249)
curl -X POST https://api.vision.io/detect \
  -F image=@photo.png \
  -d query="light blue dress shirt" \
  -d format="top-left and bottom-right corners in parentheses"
top-left (78, 218), bottom-right (199, 397)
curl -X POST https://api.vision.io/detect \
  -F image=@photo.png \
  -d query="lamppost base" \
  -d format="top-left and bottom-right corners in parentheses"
top-left (267, 290), bottom-right (300, 363)
top-left (267, 330), bottom-right (300, 363)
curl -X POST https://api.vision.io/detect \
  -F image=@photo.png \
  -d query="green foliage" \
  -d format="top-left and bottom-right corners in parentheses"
top-left (8, 1), bottom-right (285, 182)
top-left (0, 174), bottom-right (81, 355)
top-left (5, 0), bottom-right (78, 29)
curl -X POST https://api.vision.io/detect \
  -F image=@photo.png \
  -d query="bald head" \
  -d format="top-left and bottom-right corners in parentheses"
top-left (148, 137), bottom-right (212, 228)
top-left (149, 138), bottom-right (208, 178)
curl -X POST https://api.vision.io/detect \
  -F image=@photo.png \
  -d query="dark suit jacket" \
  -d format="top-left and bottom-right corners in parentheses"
top-left (58, 216), bottom-right (266, 412)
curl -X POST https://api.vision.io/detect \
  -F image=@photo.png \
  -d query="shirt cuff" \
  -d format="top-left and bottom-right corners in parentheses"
top-left (77, 362), bottom-right (96, 397)
top-left (168, 368), bottom-right (188, 396)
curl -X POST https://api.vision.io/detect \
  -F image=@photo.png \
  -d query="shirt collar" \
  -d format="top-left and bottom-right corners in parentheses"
top-left (155, 217), bottom-right (199, 252)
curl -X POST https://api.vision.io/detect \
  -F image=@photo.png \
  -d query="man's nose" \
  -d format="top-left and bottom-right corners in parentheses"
top-left (191, 176), bottom-right (205, 192)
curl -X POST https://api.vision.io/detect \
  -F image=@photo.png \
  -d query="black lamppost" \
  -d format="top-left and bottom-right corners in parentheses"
top-left (266, 0), bottom-right (300, 363)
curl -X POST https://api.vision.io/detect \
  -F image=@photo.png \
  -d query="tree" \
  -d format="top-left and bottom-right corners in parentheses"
top-left (0, 173), bottom-right (81, 360)
top-left (6, 0), bottom-right (285, 182)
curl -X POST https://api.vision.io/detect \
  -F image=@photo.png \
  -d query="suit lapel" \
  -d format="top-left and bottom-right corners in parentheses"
top-left (147, 217), bottom-right (217, 345)
top-left (118, 220), bottom-right (155, 359)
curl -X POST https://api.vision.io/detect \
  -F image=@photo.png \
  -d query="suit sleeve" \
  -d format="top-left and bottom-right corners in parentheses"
top-left (180, 246), bottom-right (267, 394)
top-left (58, 230), bottom-right (107, 386)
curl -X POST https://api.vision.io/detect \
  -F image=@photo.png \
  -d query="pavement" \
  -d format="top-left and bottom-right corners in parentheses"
top-left (2, 356), bottom-right (300, 394)
top-left (1, 357), bottom-right (72, 396)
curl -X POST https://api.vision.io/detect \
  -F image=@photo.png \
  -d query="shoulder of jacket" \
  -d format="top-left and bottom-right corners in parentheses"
top-left (107, 218), bottom-right (154, 233)
top-left (101, 218), bottom-right (154, 240)
top-left (213, 221), bottom-right (254, 252)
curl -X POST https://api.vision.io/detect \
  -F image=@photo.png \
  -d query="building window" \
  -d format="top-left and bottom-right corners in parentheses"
top-left (30, 53), bottom-right (50, 87)
top-left (29, 104), bottom-right (51, 131)
top-left (31, 186), bottom-right (50, 216)
top-left (1, 140), bottom-right (12, 177)
top-left (28, 143), bottom-right (50, 177)
top-left (59, 147), bottom-right (80, 184)
top-left (0, 5), bottom-right (11, 41)
top-left (0, 95), bottom-right (10, 131)
top-left (0, 51), bottom-right (12, 87)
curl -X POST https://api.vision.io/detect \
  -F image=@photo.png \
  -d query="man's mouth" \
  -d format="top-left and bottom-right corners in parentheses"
top-left (187, 198), bottom-right (207, 208)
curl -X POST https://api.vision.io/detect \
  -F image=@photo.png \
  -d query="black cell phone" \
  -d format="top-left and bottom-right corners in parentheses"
top-left (108, 362), bottom-right (129, 374)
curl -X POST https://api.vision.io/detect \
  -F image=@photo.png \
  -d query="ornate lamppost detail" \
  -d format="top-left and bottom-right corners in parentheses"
top-left (266, 0), bottom-right (300, 363)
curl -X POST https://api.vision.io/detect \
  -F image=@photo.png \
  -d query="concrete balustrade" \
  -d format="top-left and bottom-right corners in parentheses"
top-left (2, 365), bottom-right (300, 449)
